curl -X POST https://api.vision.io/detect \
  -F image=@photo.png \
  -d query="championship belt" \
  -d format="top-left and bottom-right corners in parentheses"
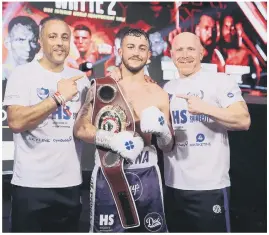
top-left (91, 76), bottom-right (140, 229)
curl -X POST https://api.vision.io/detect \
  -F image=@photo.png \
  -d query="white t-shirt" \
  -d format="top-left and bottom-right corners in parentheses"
top-left (163, 70), bottom-right (245, 190)
top-left (3, 60), bottom-right (90, 188)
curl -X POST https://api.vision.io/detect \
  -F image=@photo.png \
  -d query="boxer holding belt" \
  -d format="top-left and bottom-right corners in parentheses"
top-left (74, 28), bottom-right (173, 232)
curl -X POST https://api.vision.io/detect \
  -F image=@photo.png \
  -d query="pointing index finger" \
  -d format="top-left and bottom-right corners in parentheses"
top-left (176, 94), bottom-right (190, 100)
top-left (70, 75), bottom-right (84, 82)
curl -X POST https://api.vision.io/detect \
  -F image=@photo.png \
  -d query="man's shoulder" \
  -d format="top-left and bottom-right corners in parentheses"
top-left (14, 60), bottom-right (37, 71)
top-left (64, 65), bottom-right (85, 76)
top-left (7, 61), bottom-right (38, 79)
top-left (148, 83), bottom-right (168, 98)
top-left (162, 79), bottom-right (178, 92)
top-left (200, 71), bottom-right (228, 83)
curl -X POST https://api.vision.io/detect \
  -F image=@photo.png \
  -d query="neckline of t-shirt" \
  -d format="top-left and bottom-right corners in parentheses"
top-left (35, 60), bottom-right (67, 75)
top-left (178, 69), bottom-right (204, 81)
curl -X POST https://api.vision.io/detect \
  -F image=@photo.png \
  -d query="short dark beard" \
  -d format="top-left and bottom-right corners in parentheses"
top-left (122, 57), bottom-right (146, 73)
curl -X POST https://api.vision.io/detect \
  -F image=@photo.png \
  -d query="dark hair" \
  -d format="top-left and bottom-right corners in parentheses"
top-left (147, 27), bottom-right (159, 35)
top-left (121, 28), bottom-right (151, 50)
top-left (218, 13), bottom-right (239, 49)
top-left (74, 24), bottom-right (91, 36)
top-left (8, 16), bottom-right (39, 38)
top-left (115, 26), bottom-right (131, 40)
top-left (218, 13), bottom-right (237, 31)
top-left (40, 16), bottom-right (69, 37)
top-left (194, 11), bottom-right (218, 28)
top-left (40, 16), bottom-right (63, 27)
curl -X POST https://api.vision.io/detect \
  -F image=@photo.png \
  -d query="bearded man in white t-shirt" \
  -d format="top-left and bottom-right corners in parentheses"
top-left (163, 32), bottom-right (251, 232)
top-left (3, 17), bottom-right (89, 232)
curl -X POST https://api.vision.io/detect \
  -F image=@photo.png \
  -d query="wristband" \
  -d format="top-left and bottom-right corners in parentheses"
top-left (51, 94), bottom-right (61, 107)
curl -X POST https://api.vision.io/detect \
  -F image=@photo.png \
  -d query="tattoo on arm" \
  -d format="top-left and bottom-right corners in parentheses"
top-left (77, 89), bottom-right (94, 122)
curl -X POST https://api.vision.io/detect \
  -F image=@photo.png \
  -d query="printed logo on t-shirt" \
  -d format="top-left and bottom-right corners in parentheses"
top-left (26, 136), bottom-right (73, 144)
top-left (187, 90), bottom-right (204, 99)
top-left (36, 87), bottom-right (79, 128)
top-left (176, 141), bottom-right (188, 148)
top-left (144, 212), bottom-right (163, 232)
top-left (227, 92), bottom-right (234, 98)
top-left (125, 172), bottom-right (143, 201)
top-left (189, 133), bottom-right (211, 147)
top-left (50, 106), bottom-right (78, 128)
top-left (196, 133), bottom-right (205, 142)
top-left (171, 109), bottom-right (210, 130)
top-left (37, 88), bottom-right (49, 100)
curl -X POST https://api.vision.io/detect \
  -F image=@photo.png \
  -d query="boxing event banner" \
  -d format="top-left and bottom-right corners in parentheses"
top-left (2, 2), bottom-right (267, 166)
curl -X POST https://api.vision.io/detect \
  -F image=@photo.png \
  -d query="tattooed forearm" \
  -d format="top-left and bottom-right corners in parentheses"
top-left (74, 87), bottom-right (97, 143)
top-left (77, 89), bottom-right (93, 121)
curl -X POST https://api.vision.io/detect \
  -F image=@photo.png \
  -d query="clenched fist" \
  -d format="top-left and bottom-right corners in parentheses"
top-left (57, 75), bottom-right (84, 102)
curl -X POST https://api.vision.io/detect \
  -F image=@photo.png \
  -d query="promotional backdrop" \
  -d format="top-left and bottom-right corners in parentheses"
top-left (2, 1), bottom-right (267, 169)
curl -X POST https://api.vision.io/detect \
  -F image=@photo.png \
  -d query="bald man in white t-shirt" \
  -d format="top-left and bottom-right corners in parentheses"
top-left (110, 32), bottom-right (251, 232)
top-left (163, 32), bottom-right (251, 232)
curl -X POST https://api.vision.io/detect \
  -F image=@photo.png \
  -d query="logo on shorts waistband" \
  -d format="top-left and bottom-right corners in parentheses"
top-left (144, 212), bottom-right (163, 232)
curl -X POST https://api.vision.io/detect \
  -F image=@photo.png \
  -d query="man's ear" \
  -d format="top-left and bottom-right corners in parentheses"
top-left (195, 25), bottom-right (200, 37)
top-left (39, 36), bottom-right (43, 50)
top-left (163, 41), bottom-right (168, 52)
top-left (147, 50), bottom-right (152, 64)
top-left (170, 49), bottom-right (173, 59)
top-left (4, 37), bottom-right (11, 50)
top-left (200, 45), bottom-right (204, 61)
top-left (118, 48), bottom-right (123, 59)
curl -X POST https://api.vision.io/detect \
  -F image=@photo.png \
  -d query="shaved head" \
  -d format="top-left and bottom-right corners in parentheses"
top-left (170, 32), bottom-right (204, 77)
top-left (172, 32), bottom-right (202, 51)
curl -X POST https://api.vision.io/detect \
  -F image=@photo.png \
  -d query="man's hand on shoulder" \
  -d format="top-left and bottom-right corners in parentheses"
top-left (108, 66), bottom-right (156, 83)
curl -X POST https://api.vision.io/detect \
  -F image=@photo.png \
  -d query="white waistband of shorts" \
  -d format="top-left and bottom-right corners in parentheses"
top-left (94, 145), bottom-right (158, 169)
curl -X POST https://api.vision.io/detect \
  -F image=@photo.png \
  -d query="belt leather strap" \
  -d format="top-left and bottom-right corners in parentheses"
top-left (91, 76), bottom-right (140, 229)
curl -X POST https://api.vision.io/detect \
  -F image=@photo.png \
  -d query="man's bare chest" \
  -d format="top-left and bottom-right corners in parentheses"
top-left (124, 89), bottom-right (159, 121)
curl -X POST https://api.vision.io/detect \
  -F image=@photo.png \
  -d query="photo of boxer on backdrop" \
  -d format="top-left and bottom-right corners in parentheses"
top-left (217, 14), bottom-right (262, 83)
top-left (67, 24), bottom-right (98, 78)
top-left (3, 16), bottom-right (40, 81)
top-left (146, 27), bottom-right (170, 84)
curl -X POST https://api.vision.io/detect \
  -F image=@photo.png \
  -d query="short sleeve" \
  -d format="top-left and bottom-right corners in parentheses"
top-left (3, 66), bottom-right (31, 108)
top-left (217, 74), bottom-right (245, 108)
